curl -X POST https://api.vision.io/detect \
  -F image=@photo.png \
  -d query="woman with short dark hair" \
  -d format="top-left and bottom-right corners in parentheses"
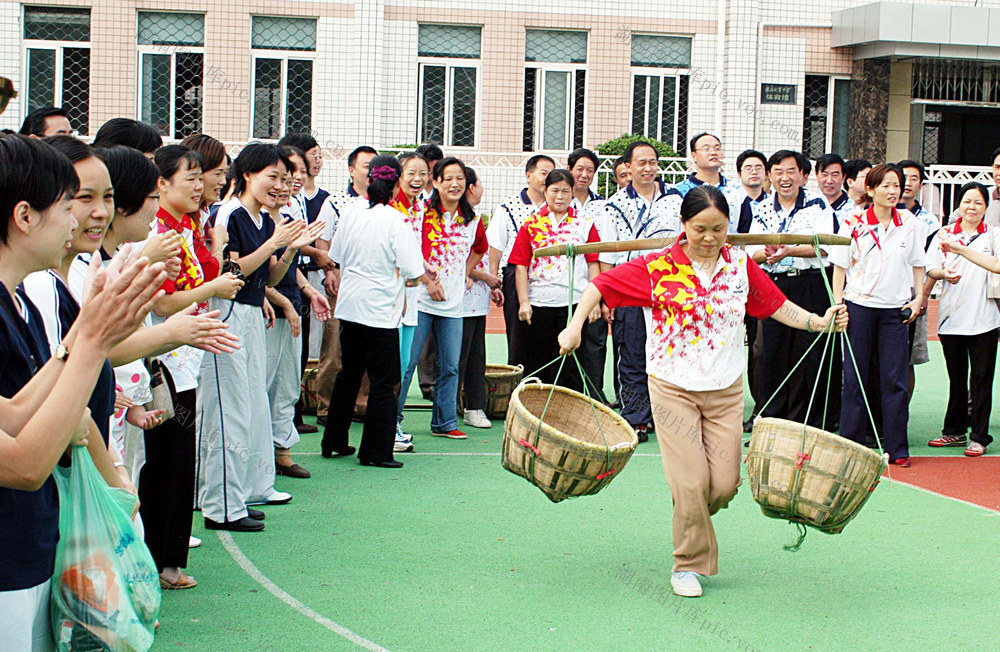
top-left (559, 185), bottom-right (846, 598)
top-left (830, 164), bottom-right (926, 468)
top-left (926, 181), bottom-right (1000, 456)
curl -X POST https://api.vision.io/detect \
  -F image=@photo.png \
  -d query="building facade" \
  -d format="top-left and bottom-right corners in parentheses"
top-left (2, 0), bottom-right (998, 169)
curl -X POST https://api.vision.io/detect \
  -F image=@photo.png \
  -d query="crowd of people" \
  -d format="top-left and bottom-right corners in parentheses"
top-left (3, 102), bottom-right (1000, 646)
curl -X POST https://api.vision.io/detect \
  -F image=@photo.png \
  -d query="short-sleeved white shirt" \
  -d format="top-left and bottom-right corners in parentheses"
top-left (597, 181), bottom-right (680, 266)
top-left (485, 189), bottom-right (542, 269)
top-left (747, 189), bottom-right (832, 272)
top-left (926, 223), bottom-right (1000, 336)
top-left (827, 207), bottom-right (926, 309)
top-left (323, 186), bottom-right (365, 242)
top-left (330, 202), bottom-right (425, 329)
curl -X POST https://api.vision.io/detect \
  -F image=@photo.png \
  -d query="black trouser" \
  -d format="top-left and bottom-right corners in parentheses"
top-left (840, 302), bottom-right (910, 461)
top-left (139, 379), bottom-right (195, 571)
top-left (746, 314), bottom-right (761, 407)
top-left (939, 329), bottom-right (999, 446)
top-left (458, 315), bottom-right (487, 411)
top-left (612, 305), bottom-right (652, 427)
top-left (760, 272), bottom-right (831, 427)
top-left (525, 305), bottom-right (583, 392)
top-left (501, 265), bottom-right (528, 367)
top-left (577, 316), bottom-right (609, 403)
top-left (322, 320), bottom-right (400, 463)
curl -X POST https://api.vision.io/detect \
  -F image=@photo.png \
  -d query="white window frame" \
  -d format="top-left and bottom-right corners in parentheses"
top-left (21, 40), bottom-right (90, 121)
top-left (525, 62), bottom-right (586, 153)
top-left (629, 66), bottom-right (689, 149)
top-left (416, 57), bottom-right (481, 150)
top-left (136, 43), bottom-right (205, 137)
top-left (249, 51), bottom-right (316, 140)
top-left (824, 75), bottom-right (852, 154)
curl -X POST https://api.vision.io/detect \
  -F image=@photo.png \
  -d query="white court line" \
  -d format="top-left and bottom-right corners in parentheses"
top-left (217, 532), bottom-right (391, 651)
top-left (298, 451), bottom-right (665, 457)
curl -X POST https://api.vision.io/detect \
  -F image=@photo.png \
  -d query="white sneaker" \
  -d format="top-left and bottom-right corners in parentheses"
top-left (395, 423), bottom-right (413, 444)
top-left (247, 490), bottom-right (292, 506)
top-left (463, 409), bottom-right (491, 429)
top-left (188, 536), bottom-right (202, 549)
top-left (394, 440), bottom-right (414, 453)
top-left (670, 571), bottom-right (703, 597)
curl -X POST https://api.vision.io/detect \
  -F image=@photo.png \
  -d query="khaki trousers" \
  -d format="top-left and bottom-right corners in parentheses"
top-left (649, 375), bottom-right (743, 576)
top-left (316, 295), bottom-right (342, 417)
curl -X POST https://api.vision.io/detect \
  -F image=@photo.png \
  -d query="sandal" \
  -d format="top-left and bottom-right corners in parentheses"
top-left (159, 572), bottom-right (198, 590)
top-left (928, 434), bottom-right (967, 448)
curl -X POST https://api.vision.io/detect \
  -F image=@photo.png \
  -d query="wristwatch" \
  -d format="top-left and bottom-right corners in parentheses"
top-left (54, 343), bottom-right (69, 362)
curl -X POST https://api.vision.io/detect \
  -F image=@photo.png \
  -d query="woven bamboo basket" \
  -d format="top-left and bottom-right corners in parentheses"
top-left (746, 418), bottom-right (887, 534)
top-left (501, 379), bottom-right (638, 503)
top-left (484, 364), bottom-right (524, 419)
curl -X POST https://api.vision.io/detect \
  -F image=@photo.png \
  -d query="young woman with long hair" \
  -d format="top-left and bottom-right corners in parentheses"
top-left (396, 157), bottom-right (488, 440)
top-left (198, 143), bottom-right (324, 532)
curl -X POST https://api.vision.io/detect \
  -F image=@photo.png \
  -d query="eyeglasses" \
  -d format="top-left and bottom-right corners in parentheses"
top-left (697, 145), bottom-right (723, 154)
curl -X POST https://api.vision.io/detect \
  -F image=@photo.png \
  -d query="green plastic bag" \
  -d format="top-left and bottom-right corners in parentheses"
top-left (50, 447), bottom-right (161, 651)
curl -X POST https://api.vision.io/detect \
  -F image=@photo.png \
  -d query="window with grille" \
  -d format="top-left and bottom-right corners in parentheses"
top-left (628, 35), bottom-right (691, 153)
top-left (417, 24), bottom-right (481, 148)
top-left (802, 75), bottom-right (851, 159)
top-left (23, 6), bottom-right (91, 135)
top-left (137, 12), bottom-right (204, 139)
top-left (523, 30), bottom-right (587, 152)
top-left (251, 16), bottom-right (316, 139)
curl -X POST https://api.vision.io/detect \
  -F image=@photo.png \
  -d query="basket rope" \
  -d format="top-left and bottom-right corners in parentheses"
top-left (521, 244), bottom-right (616, 496)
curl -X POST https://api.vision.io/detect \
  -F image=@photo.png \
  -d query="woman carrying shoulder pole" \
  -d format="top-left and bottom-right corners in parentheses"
top-left (558, 186), bottom-right (846, 598)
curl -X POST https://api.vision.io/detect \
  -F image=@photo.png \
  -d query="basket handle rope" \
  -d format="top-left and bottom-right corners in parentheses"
top-left (521, 244), bottom-right (616, 494)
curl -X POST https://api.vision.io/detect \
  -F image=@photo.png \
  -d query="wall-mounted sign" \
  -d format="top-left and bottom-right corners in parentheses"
top-left (761, 83), bottom-right (796, 105)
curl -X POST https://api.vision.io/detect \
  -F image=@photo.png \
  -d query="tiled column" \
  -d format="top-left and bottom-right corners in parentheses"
top-left (847, 58), bottom-right (889, 162)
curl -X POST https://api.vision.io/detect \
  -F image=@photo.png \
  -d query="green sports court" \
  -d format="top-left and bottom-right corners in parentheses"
top-left (153, 336), bottom-right (1000, 651)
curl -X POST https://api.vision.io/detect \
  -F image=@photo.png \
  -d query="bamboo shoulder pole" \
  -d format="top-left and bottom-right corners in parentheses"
top-left (532, 233), bottom-right (850, 258)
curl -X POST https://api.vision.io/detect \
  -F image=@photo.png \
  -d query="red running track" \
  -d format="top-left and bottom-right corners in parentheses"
top-left (883, 456), bottom-right (1000, 512)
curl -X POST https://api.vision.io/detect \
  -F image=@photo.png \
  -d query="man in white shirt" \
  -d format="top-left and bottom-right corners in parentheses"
top-left (486, 154), bottom-right (555, 367)
top-left (596, 141), bottom-right (679, 440)
top-left (567, 147), bottom-right (609, 402)
top-left (314, 146), bottom-right (376, 426)
top-left (897, 159), bottom-right (939, 398)
top-left (748, 150), bottom-right (836, 428)
top-left (736, 149), bottom-right (769, 423)
top-left (843, 158), bottom-right (872, 211)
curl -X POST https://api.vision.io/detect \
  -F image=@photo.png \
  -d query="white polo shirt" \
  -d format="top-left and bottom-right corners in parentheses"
top-left (827, 206), bottom-right (926, 309)
top-left (597, 180), bottom-right (680, 266)
top-left (330, 202), bottom-right (425, 329)
top-left (485, 189), bottom-right (543, 269)
top-left (926, 222), bottom-right (1000, 336)
top-left (323, 185), bottom-right (365, 242)
top-left (506, 205), bottom-right (600, 307)
top-left (746, 189), bottom-right (833, 272)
